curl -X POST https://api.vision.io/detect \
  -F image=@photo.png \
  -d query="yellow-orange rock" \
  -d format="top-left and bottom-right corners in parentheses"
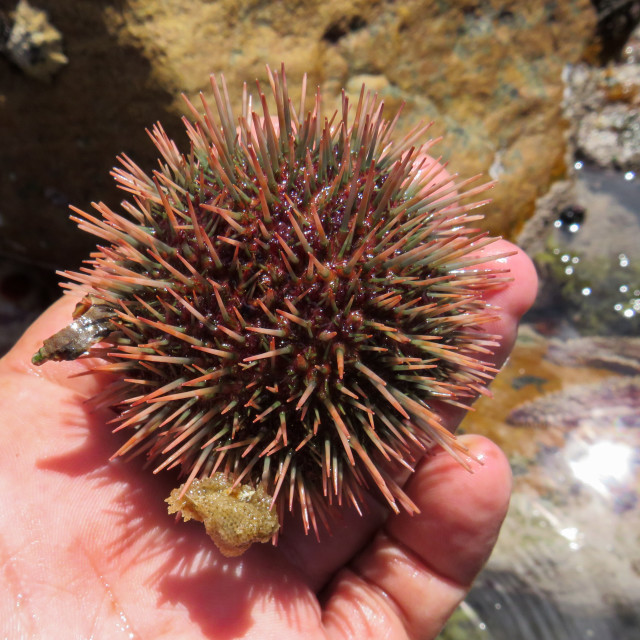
top-left (1, 0), bottom-right (596, 267)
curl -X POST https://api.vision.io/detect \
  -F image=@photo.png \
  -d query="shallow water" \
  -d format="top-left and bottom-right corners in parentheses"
top-left (439, 168), bottom-right (640, 639)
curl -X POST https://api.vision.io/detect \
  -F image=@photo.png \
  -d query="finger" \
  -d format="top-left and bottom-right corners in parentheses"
top-left (473, 239), bottom-right (538, 366)
top-left (321, 435), bottom-right (511, 640)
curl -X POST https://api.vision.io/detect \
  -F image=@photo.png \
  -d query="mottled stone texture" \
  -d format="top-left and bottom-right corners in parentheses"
top-left (1, 0), bottom-right (596, 269)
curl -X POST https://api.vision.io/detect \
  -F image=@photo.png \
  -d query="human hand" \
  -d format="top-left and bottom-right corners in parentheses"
top-left (0, 239), bottom-right (535, 639)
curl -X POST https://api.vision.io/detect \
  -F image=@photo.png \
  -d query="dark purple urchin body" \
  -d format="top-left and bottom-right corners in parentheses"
top-left (34, 66), bottom-right (509, 539)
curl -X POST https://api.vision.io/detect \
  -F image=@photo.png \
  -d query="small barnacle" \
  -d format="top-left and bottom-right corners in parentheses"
top-left (167, 474), bottom-right (280, 557)
top-left (32, 302), bottom-right (116, 365)
top-left (1, 0), bottom-right (68, 82)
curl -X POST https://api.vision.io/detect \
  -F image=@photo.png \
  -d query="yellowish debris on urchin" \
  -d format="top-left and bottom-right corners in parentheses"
top-left (167, 474), bottom-right (280, 557)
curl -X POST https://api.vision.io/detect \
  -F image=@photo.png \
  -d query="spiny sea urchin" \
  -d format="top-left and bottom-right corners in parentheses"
top-left (33, 66), bottom-right (510, 555)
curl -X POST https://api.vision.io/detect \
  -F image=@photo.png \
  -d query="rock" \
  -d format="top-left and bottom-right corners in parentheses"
top-left (465, 488), bottom-right (640, 639)
top-left (566, 59), bottom-right (640, 171)
top-left (0, 0), bottom-right (596, 269)
top-left (507, 376), bottom-right (640, 429)
top-left (546, 336), bottom-right (640, 374)
top-left (0, 0), bottom-right (68, 82)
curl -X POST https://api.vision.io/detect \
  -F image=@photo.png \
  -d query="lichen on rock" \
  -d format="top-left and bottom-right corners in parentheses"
top-left (167, 474), bottom-right (280, 557)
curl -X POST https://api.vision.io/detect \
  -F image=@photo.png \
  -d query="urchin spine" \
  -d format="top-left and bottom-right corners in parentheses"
top-left (34, 65), bottom-right (511, 545)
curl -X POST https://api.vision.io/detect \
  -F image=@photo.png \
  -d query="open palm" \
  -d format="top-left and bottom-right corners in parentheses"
top-left (0, 241), bottom-right (535, 639)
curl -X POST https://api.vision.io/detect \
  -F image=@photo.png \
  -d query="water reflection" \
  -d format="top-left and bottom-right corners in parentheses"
top-left (569, 440), bottom-right (634, 497)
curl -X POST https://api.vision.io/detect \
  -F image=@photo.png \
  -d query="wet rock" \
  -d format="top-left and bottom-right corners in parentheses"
top-left (546, 336), bottom-right (640, 374)
top-left (565, 28), bottom-right (640, 173)
top-left (1, 0), bottom-right (596, 269)
top-left (507, 376), bottom-right (640, 429)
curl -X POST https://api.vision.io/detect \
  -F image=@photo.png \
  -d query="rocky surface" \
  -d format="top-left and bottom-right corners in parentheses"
top-left (565, 59), bottom-right (640, 171)
top-left (1, 0), bottom-right (596, 270)
top-left (507, 376), bottom-right (640, 429)
top-left (0, 0), bottom-right (67, 81)
top-left (591, 0), bottom-right (640, 61)
top-left (546, 336), bottom-right (640, 374)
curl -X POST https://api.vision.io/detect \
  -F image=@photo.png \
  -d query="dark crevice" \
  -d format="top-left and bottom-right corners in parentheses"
top-left (592, 0), bottom-right (640, 61)
top-left (322, 15), bottom-right (367, 44)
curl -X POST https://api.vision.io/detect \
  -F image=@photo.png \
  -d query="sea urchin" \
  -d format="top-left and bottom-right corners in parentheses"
top-left (33, 66), bottom-right (509, 556)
